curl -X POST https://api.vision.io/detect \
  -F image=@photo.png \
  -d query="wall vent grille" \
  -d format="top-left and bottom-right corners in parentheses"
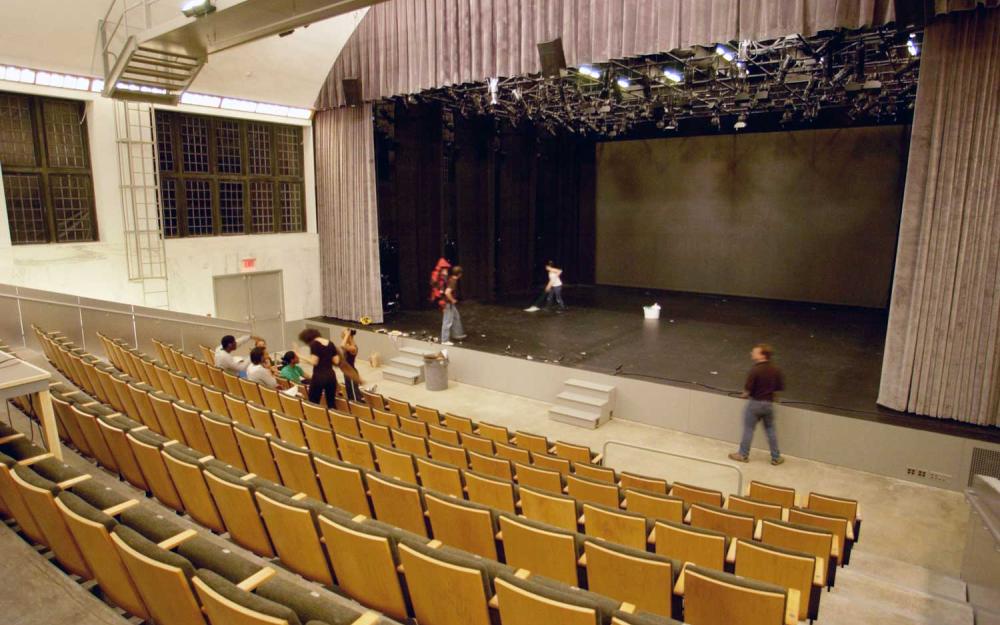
top-left (968, 447), bottom-right (1000, 486)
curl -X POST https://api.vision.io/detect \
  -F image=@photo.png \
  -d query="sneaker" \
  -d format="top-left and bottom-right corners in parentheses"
top-left (771, 456), bottom-right (785, 466)
top-left (524, 306), bottom-right (540, 312)
top-left (442, 341), bottom-right (454, 346)
top-left (728, 452), bottom-right (749, 463)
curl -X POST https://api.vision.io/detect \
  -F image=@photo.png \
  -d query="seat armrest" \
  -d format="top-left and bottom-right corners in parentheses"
top-left (236, 567), bottom-right (276, 591)
top-left (726, 539), bottom-right (738, 564)
top-left (813, 557), bottom-right (826, 587)
top-left (673, 562), bottom-right (690, 597)
top-left (785, 588), bottom-right (800, 625)
top-left (753, 520), bottom-right (762, 540)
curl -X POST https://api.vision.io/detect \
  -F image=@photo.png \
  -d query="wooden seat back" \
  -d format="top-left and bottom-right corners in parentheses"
top-left (335, 433), bottom-right (376, 470)
top-left (513, 431), bottom-right (550, 454)
top-left (683, 565), bottom-right (789, 625)
top-left (349, 401), bottom-right (373, 421)
top-left (476, 421), bottom-right (510, 443)
top-left (417, 457), bottom-right (465, 498)
top-left (429, 423), bottom-right (461, 445)
top-left (398, 543), bottom-right (492, 625)
top-left (367, 473), bottom-right (428, 537)
top-left (653, 521), bottom-right (726, 570)
top-left (111, 530), bottom-right (208, 625)
top-left (670, 481), bottom-right (724, 508)
top-left (203, 387), bottom-right (229, 417)
top-left (386, 397), bottom-right (413, 418)
top-left (254, 490), bottom-right (333, 586)
top-left (9, 468), bottom-right (91, 577)
top-left (566, 474), bottom-right (620, 508)
top-left (172, 403), bottom-right (212, 454)
top-left (584, 540), bottom-right (674, 618)
top-left (301, 401), bottom-right (331, 428)
top-left (552, 441), bottom-right (596, 464)
top-left (95, 417), bottom-right (147, 490)
top-left (258, 386), bottom-right (283, 412)
top-left (460, 433), bottom-right (495, 456)
top-left (126, 433), bottom-right (184, 511)
top-left (572, 462), bottom-right (615, 483)
top-left (468, 450), bottom-right (513, 481)
top-left (428, 439), bottom-right (469, 468)
top-left (624, 488), bottom-right (684, 523)
top-left (246, 404), bottom-right (277, 437)
top-left (514, 462), bottom-right (563, 494)
top-left (788, 507), bottom-right (850, 559)
top-left (148, 394), bottom-right (187, 445)
top-left (495, 441), bottom-right (532, 465)
top-left (272, 412), bottom-right (306, 447)
top-left (269, 441), bottom-right (323, 500)
top-left (317, 514), bottom-right (408, 621)
top-left (191, 572), bottom-right (290, 625)
top-left (374, 445), bottom-right (419, 484)
top-left (184, 379), bottom-right (210, 412)
top-left (222, 372), bottom-right (243, 396)
top-left (329, 411), bottom-right (361, 438)
top-left (748, 480), bottom-right (796, 509)
top-left (278, 393), bottom-right (304, 420)
top-left (398, 415), bottom-right (430, 437)
top-left (232, 427), bottom-right (280, 482)
top-left (414, 405), bottom-right (441, 425)
top-left (239, 378), bottom-right (264, 405)
top-left (223, 394), bottom-right (253, 428)
top-left (727, 495), bottom-right (783, 522)
top-left (372, 408), bottom-right (401, 429)
top-left (301, 422), bottom-right (338, 458)
top-left (424, 492), bottom-right (498, 559)
top-left (520, 486), bottom-right (579, 532)
top-left (735, 539), bottom-right (817, 621)
top-left (532, 452), bottom-right (572, 476)
top-left (358, 420), bottom-right (393, 447)
top-left (758, 519), bottom-right (834, 586)
top-left (391, 428), bottom-right (429, 458)
top-left (313, 455), bottom-right (372, 517)
top-left (464, 470), bottom-right (517, 514)
top-left (498, 514), bottom-right (580, 585)
top-left (806, 492), bottom-right (859, 523)
top-left (494, 576), bottom-right (597, 625)
top-left (161, 450), bottom-right (225, 533)
top-left (690, 503), bottom-right (756, 540)
top-left (362, 390), bottom-right (386, 410)
top-left (582, 503), bottom-right (647, 550)
top-left (202, 470), bottom-right (275, 557)
top-left (443, 412), bottom-right (475, 433)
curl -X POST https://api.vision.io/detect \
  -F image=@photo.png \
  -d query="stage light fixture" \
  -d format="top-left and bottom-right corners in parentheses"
top-left (906, 36), bottom-right (919, 57)
top-left (715, 44), bottom-right (735, 62)
top-left (616, 77), bottom-right (630, 89)
top-left (579, 65), bottom-right (601, 79)
top-left (663, 68), bottom-right (684, 83)
top-left (733, 113), bottom-right (747, 130)
top-left (487, 77), bottom-right (499, 105)
top-left (181, 0), bottom-right (215, 18)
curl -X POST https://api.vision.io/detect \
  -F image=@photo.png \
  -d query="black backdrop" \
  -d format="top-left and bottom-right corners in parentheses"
top-left (374, 101), bottom-right (596, 311)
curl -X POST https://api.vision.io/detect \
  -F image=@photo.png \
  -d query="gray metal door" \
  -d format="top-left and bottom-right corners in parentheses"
top-left (213, 270), bottom-right (285, 349)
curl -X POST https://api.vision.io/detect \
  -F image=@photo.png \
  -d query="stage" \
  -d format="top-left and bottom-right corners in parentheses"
top-left (321, 285), bottom-right (1000, 443)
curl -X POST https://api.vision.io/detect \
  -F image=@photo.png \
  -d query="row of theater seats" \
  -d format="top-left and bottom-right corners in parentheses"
top-left (0, 355), bottom-right (385, 625)
top-left (109, 330), bottom-right (861, 622)
top-left (120, 331), bottom-right (861, 578)
top-left (33, 326), bottom-right (858, 624)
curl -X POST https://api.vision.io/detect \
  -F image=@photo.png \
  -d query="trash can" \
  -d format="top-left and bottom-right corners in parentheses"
top-left (424, 355), bottom-right (449, 391)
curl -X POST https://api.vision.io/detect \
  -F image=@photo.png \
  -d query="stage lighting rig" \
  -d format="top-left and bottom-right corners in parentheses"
top-left (409, 25), bottom-right (920, 141)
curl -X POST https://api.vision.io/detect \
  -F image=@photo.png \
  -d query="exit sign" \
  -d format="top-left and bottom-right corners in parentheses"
top-left (240, 258), bottom-right (257, 273)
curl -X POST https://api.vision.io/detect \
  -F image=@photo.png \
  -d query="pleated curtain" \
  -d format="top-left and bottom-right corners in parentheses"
top-left (314, 104), bottom-right (384, 323)
top-left (315, 0), bottom-right (896, 109)
top-left (878, 7), bottom-right (1000, 426)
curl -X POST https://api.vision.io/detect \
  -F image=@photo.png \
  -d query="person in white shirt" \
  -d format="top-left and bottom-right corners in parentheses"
top-left (246, 347), bottom-right (278, 390)
top-left (544, 260), bottom-right (565, 310)
top-left (213, 334), bottom-right (261, 375)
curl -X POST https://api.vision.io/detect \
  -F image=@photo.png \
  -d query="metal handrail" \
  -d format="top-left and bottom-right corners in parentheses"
top-left (602, 440), bottom-right (744, 494)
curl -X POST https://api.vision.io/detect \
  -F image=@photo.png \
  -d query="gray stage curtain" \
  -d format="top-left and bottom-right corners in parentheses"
top-left (316, 0), bottom-right (895, 109)
top-left (314, 104), bottom-right (385, 323)
top-left (878, 7), bottom-right (1000, 426)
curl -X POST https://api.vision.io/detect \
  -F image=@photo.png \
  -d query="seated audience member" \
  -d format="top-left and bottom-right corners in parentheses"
top-left (246, 346), bottom-right (278, 389)
top-left (214, 334), bottom-right (257, 375)
top-left (279, 351), bottom-right (309, 384)
top-left (254, 337), bottom-right (274, 367)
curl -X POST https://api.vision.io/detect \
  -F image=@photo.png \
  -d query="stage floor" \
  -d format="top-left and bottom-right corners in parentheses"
top-left (321, 285), bottom-right (1000, 442)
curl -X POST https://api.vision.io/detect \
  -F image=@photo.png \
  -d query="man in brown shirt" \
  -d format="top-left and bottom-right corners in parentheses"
top-left (729, 343), bottom-right (785, 465)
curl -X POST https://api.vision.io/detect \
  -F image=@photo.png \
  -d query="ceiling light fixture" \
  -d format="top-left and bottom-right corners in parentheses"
top-left (181, 0), bottom-right (215, 18)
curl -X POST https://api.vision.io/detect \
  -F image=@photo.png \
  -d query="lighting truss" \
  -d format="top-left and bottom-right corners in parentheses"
top-left (387, 26), bottom-right (922, 138)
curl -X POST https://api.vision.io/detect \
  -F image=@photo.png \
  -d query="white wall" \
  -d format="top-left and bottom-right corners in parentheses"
top-left (0, 79), bottom-right (322, 322)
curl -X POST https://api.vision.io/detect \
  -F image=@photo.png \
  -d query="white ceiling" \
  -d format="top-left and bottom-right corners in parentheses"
top-left (0, 0), bottom-right (365, 108)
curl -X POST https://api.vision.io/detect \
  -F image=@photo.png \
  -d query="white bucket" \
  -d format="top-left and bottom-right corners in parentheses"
top-left (643, 304), bottom-right (661, 320)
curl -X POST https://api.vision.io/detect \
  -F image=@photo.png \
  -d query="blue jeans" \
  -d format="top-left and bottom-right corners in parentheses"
top-left (545, 285), bottom-right (565, 308)
top-left (739, 400), bottom-right (780, 459)
top-left (441, 304), bottom-right (465, 344)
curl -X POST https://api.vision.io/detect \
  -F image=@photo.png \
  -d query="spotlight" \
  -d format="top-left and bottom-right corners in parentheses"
top-left (616, 77), bottom-right (630, 89)
top-left (487, 77), bottom-right (499, 105)
top-left (181, 0), bottom-right (215, 17)
top-left (663, 68), bottom-right (684, 83)
top-left (579, 65), bottom-right (601, 79)
top-left (906, 38), bottom-right (919, 57)
top-left (715, 44), bottom-right (735, 62)
top-left (733, 113), bottom-right (747, 130)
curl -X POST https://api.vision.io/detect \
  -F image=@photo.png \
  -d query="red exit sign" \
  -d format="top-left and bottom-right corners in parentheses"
top-left (240, 258), bottom-right (257, 272)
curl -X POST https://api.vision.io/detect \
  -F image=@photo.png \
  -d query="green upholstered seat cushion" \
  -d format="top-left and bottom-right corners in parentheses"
top-left (686, 564), bottom-right (787, 596)
top-left (0, 438), bottom-right (47, 461)
top-left (195, 569), bottom-right (301, 625)
top-left (257, 576), bottom-right (366, 625)
top-left (175, 536), bottom-right (262, 583)
top-left (31, 457), bottom-right (83, 484)
top-left (119, 506), bottom-right (186, 542)
top-left (112, 524), bottom-right (196, 579)
top-left (12, 464), bottom-right (60, 494)
top-left (67, 479), bottom-right (130, 509)
top-left (612, 609), bottom-right (684, 625)
top-left (495, 569), bottom-right (620, 623)
top-left (56, 491), bottom-right (117, 531)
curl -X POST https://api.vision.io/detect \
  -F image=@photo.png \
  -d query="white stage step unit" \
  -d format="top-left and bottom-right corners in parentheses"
top-left (382, 346), bottom-right (440, 385)
top-left (549, 378), bottom-right (615, 429)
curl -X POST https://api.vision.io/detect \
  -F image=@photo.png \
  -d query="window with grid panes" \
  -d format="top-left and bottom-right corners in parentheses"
top-left (155, 110), bottom-right (305, 237)
top-left (0, 92), bottom-right (97, 244)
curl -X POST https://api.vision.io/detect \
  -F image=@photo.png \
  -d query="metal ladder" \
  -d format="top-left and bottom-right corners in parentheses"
top-left (114, 100), bottom-right (169, 309)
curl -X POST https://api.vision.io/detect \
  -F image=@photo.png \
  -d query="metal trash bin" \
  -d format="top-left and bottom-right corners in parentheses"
top-left (424, 355), bottom-right (449, 391)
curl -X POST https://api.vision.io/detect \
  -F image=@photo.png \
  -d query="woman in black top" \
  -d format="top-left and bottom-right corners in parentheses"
top-left (298, 328), bottom-right (340, 407)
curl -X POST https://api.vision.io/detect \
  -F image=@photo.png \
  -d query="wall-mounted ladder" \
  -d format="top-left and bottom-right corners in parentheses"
top-left (114, 100), bottom-right (169, 309)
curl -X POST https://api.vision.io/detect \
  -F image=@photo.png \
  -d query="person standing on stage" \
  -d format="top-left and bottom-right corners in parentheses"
top-left (543, 260), bottom-right (565, 310)
top-left (729, 343), bottom-right (785, 465)
top-left (525, 260), bottom-right (565, 312)
top-left (440, 266), bottom-right (467, 345)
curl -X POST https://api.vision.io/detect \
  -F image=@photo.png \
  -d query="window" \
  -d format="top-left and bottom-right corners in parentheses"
top-left (155, 110), bottom-right (305, 237)
top-left (0, 92), bottom-right (96, 244)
